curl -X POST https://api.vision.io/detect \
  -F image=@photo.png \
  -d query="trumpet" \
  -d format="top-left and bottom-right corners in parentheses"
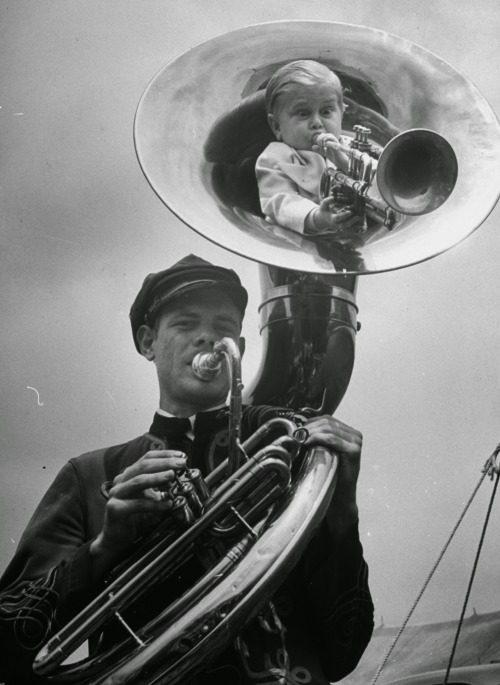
top-left (315, 125), bottom-right (458, 231)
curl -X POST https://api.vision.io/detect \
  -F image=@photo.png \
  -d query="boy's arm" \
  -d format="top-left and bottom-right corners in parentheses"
top-left (255, 148), bottom-right (319, 234)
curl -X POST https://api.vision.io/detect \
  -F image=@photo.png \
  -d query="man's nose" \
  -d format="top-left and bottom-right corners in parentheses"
top-left (193, 329), bottom-right (216, 347)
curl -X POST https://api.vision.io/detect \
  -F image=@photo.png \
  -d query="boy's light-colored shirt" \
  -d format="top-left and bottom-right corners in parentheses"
top-left (255, 141), bottom-right (335, 234)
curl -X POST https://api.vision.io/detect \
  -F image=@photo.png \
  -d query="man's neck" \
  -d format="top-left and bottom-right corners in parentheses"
top-left (157, 401), bottom-right (227, 419)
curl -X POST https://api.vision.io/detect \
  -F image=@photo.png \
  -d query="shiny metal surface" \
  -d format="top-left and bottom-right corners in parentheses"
top-left (245, 267), bottom-right (358, 413)
top-left (193, 338), bottom-right (245, 474)
top-left (135, 21), bottom-right (500, 274)
top-left (100, 447), bottom-right (338, 685)
top-left (376, 129), bottom-right (458, 215)
top-left (35, 442), bottom-right (336, 685)
top-left (34, 337), bottom-right (338, 685)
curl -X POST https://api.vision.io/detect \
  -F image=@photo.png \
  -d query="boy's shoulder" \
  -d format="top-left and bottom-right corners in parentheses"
top-left (257, 141), bottom-right (300, 165)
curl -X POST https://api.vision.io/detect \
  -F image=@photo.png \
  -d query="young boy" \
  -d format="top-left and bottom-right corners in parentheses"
top-left (256, 60), bottom-right (357, 236)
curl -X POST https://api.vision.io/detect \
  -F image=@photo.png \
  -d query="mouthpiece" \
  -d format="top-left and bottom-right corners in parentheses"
top-left (192, 350), bottom-right (224, 381)
top-left (313, 132), bottom-right (338, 149)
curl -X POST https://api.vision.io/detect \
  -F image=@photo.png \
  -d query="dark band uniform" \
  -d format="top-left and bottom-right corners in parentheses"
top-left (0, 257), bottom-right (374, 684)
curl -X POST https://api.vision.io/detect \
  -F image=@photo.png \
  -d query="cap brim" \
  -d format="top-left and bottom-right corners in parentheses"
top-left (147, 279), bottom-right (247, 323)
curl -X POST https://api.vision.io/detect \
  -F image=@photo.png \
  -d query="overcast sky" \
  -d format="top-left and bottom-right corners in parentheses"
top-left (1, 0), bottom-right (500, 654)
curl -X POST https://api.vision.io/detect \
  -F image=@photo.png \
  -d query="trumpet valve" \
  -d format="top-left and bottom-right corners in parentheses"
top-left (188, 468), bottom-right (211, 502)
top-left (173, 472), bottom-right (206, 517)
top-left (170, 495), bottom-right (195, 527)
top-left (353, 124), bottom-right (372, 150)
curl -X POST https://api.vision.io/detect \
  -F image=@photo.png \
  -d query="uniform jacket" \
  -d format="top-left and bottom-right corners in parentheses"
top-left (255, 142), bottom-right (334, 234)
top-left (0, 406), bottom-right (374, 684)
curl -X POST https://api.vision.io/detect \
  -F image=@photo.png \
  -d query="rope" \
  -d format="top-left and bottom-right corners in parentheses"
top-left (370, 443), bottom-right (500, 685)
top-left (443, 466), bottom-right (500, 684)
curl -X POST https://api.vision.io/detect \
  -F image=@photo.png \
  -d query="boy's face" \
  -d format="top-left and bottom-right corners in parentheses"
top-left (268, 79), bottom-right (344, 152)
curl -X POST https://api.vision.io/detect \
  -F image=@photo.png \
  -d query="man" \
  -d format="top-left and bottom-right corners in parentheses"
top-left (0, 254), bottom-right (373, 684)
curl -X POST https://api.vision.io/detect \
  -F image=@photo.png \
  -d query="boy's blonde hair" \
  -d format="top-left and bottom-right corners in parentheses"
top-left (265, 60), bottom-right (343, 116)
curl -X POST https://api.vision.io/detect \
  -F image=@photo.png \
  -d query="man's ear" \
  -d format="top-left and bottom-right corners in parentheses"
top-left (238, 336), bottom-right (246, 359)
top-left (267, 113), bottom-right (281, 141)
top-left (136, 324), bottom-right (156, 361)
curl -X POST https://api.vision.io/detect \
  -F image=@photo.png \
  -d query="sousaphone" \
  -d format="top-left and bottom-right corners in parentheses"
top-left (33, 21), bottom-right (500, 685)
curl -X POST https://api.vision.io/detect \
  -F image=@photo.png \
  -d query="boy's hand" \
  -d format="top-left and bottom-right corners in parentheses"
top-left (305, 198), bottom-right (357, 235)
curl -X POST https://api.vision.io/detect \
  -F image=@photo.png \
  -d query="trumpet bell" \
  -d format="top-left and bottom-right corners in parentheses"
top-left (377, 129), bottom-right (458, 215)
top-left (135, 21), bottom-right (500, 274)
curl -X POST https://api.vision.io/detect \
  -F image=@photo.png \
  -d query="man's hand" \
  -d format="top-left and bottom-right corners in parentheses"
top-left (90, 449), bottom-right (187, 576)
top-left (304, 415), bottom-right (362, 537)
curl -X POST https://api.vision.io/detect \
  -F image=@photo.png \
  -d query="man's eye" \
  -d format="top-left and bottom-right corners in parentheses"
top-left (217, 327), bottom-right (238, 337)
top-left (322, 107), bottom-right (334, 116)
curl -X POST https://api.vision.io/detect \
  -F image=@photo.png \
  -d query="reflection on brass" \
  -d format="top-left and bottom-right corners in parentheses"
top-left (316, 125), bottom-right (458, 234)
top-left (135, 21), bottom-right (500, 275)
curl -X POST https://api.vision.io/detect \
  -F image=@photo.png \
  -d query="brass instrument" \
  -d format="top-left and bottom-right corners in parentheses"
top-left (34, 20), bottom-right (500, 685)
top-left (316, 126), bottom-right (458, 230)
top-left (35, 338), bottom-right (332, 683)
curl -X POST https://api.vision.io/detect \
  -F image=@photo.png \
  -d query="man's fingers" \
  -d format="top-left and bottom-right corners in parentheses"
top-left (304, 416), bottom-right (363, 451)
top-left (139, 449), bottom-right (187, 463)
top-left (305, 431), bottom-right (361, 452)
top-left (110, 469), bottom-right (177, 499)
top-left (114, 452), bottom-right (187, 483)
top-left (106, 495), bottom-right (173, 519)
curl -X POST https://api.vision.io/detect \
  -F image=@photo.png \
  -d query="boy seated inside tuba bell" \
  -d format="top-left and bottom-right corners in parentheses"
top-left (256, 60), bottom-right (359, 237)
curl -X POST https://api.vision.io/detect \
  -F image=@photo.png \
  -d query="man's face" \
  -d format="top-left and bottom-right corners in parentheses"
top-left (145, 287), bottom-right (243, 415)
